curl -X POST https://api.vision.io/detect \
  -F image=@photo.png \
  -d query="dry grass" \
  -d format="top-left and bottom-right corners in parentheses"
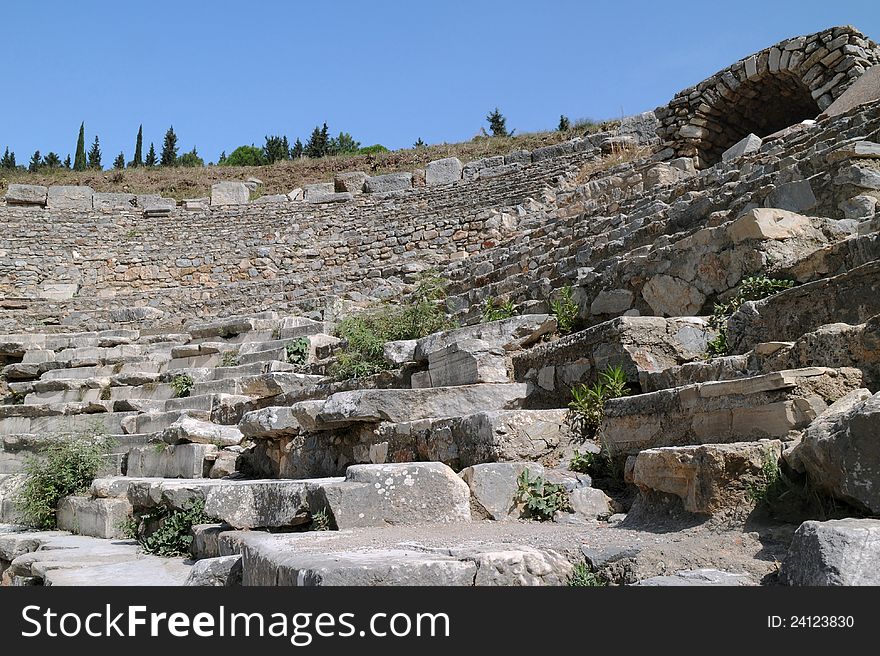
top-left (573, 144), bottom-right (652, 185)
top-left (0, 123), bottom-right (620, 202)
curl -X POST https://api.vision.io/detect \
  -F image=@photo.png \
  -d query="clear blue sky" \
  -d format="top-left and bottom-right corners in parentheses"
top-left (2, 0), bottom-right (879, 166)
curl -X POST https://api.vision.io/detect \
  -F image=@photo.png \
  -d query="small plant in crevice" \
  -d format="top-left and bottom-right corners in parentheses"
top-left (550, 286), bottom-right (580, 335)
top-left (516, 468), bottom-right (572, 521)
top-left (126, 499), bottom-right (212, 557)
top-left (565, 365), bottom-right (630, 439)
top-left (170, 373), bottom-right (194, 398)
top-left (219, 351), bottom-right (239, 368)
top-left (9, 389), bottom-right (25, 405)
top-left (707, 275), bottom-right (795, 357)
top-left (481, 297), bottom-right (516, 322)
top-left (568, 562), bottom-right (608, 587)
top-left (15, 424), bottom-right (116, 529)
top-left (746, 448), bottom-right (783, 504)
top-left (285, 337), bottom-right (310, 367)
top-left (310, 509), bottom-right (332, 531)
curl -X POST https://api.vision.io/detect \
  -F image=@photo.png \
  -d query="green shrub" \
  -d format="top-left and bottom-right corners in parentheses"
top-left (565, 365), bottom-right (629, 439)
top-left (170, 374), bottom-right (194, 398)
top-left (516, 468), bottom-right (571, 521)
top-left (16, 425), bottom-right (116, 529)
top-left (356, 144), bottom-right (389, 155)
top-left (285, 337), bottom-right (310, 366)
top-left (569, 449), bottom-right (596, 474)
top-left (747, 448), bottom-right (783, 504)
top-left (550, 286), bottom-right (579, 334)
top-left (219, 351), bottom-right (239, 368)
top-left (708, 276), bottom-right (795, 357)
top-left (481, 297), bottom-right (516, 322)
top-left (331, 271), bottom-right (453, 380)
top-left (220, 145), bottom-right (267, 167)
top-left (129, 499), bottom-right (212, 557)
top-left (568, 562), bottom-right (608, 587)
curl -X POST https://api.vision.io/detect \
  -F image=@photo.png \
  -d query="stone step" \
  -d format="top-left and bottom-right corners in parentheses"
top-left (163, 392), bottom-right (250, 415)
top-left (0, 432), bottom-right (151, 474)
top-left (602, 367), bottom-right (864, 456)
top-left (208, 360), bottom-right (297, 380)
top-left (126, 443), bottom-right (219, 479)
top-left (413, 314), bottom-right (556, 362)
top-left (0, 410), bottom-right (138, 436)
top-left (56, 495), bottom-right (132, 539)
top-left (513, 316), bottom-right (716, 406)
top-left (641, 354), bottom-right (751, 392)
top-left (120, 409), bottom-right (208, 435)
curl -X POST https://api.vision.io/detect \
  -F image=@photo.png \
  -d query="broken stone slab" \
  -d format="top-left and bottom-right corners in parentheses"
top-left (234, 368), bottom-right (324, 397)
top-left (238, 406), bottom-right (302, 439)
top-left (722, 133), bottom-right (762, 162)
top-left (590, 289), bottom-right (635, 315)
top-left (142, 197), bottom-right (176, 217)
top-left (277, 316), bottom-right (335, 339)
top-left (568, 487), bottom-right (613, 520)
top-left (203, 479), bottom-right (338, 529)
top-left (47, 185), bottom-right (94, 210)
top-left (633, 569), bottom-right (756, 586)
top-left (161, 415), bottom-right (243, 447)
top-left (833, 164), bottom-right (880, 190)
top-left (459, 462), bottom-right (544, 520)
top-left (92, 192), bottom-right (136, 209)
top-left (382, 339), bottom-right (417, 365)
top-left (425, 157), bottom-right (463, 185)
top-left (787, 389), bottom-right (880, 513)
top-left (427, 339), bottom-right (509, 386)
top-left (642, 354), bottom-right (750, 393)
top-left (5, 183), bottom-right (47, 206)
top-left (415, 314), bottom-right (556, 362)
top-left (124, 478), bottom-right (226, 512)
top-left (513, 316), bottom-right (715, 407)
top-left (827, 140), bottom-right (880, 163)
top-left (316, 462), bottom-right (472, 529)
top-left (779, 518), bottom-right (880, 585)
top-left (307, 191), bottom-right (352, 204)
top-left (316, 383), bottom-right (529, 427)
top-left (187, 316), bottom-right (258, 339)
top-left (363, 172), bottom-right (412, 194)
top-left (602, 367), bottom-right (863, 456)
top-left (56, 496), bottom-right (132, 539)
top-left (120, 410), bottom-right (208, 436)
top-left (210, 181), bottom-right (249, 206)
top-left (126, 442), bottom-right (218, 478)
top-left (302, 182), bottom-right (334, 200)
top-left (183, 197), bottom-right (210, 211)
top-left (727, 260), bottom-right (880, 354)
top-left (632, 440), bottom-right (783, 516)
top-left (819, 65), bottom-right (880, 120)
top-left (726, 207), bottom-right (825, 243)
top-left (334, 171), bottom-right (368, 194)
top-left (183, 555), bottom-right (242, 587)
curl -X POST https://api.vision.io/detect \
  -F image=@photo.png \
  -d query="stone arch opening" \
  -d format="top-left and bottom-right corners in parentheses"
top-left (702, 70), bottom-right (820, 165)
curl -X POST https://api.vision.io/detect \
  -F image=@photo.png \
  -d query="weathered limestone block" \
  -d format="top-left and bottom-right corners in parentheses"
top-left (126, 443), bottom-right (218, 478)
top-left (316, 383), bottom-right (529, 426)
top-left (308, 191), bottom-right (352, 204)
top-left (641, 274), bottom-right (706, 316)
top-left (531, 142), bottom-right (574, 162)
top-left (364, 172), bottom-right (412, 194)
top-left (460, 462), bottom-right (544, 519)
top-left (317, 462), bottom-right (471, 528)
top-left (765, 179), bottom-right (817, 214)
top-left (47, 185), bottom-right (94, 210)
top-left (632, 440), bottom-right (783, 516)
top-left (204, 479), bottom-right (334, 529)
top-left (569, 487), bottom-right (613, 520)
top-left (590, 289), bottom-right (634, 316)
top-left (462, 156), bottom-right (505, 179)
top-left (415, 315), bottom-right (556, 361)
top-left (425, 157), bottom-right (463, 185)
top-left (727, 260), bottom-right (880, 354)
top-left (721, 133), bottom-right (762, 161)
top-left (788, 390), bottom-right (880, 513)
top-left (239, 406), bottom-right (302, 439)
top-left (56, 496), bottom-right (132, 539)
top-left (779, 518), bottom-right (880, 585)
top-left (333, 171), bottom-right (368, 194)
top-left (210, 182), bottom-right (249, 206)
top-left (602, 368), bottom-right (863, 456)
top-left (427, 339), bottom-right (509, 386)
top-left (727, 207), bottom-right (824, 243)
top-left (513, 316), bottom-right (715, 407)
top-left (183, 555), bottom-right (242, 586)
top-left (820, 65), bottom-right (880, 119)
top-left (93, 192), bottom-right (136, 209)
top-left (382, 339), bottom-right (417, 365)
top-left (5, 184), bottom-right (47, 206)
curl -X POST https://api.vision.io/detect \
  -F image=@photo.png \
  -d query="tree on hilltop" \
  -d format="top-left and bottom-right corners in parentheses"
top-left (305, 123), bottom-right (330, 158)
top-left (43, 152), bottom-right (62, 169)
top-left (177, 147), bottom-right (204, 167)
top-left (1, 147), bottom-right (16, 169)
top-left (63, 154), bottom-right (71, 169)
top-left (486, 107), bottom-right (510, 137)
top-left (87, 135), bottom-right (102, 169)
top-left (558, 115), bottom-right (571, 131)
top-left (327, 132), bottom-right (360, 156)
top-left (160, 126), bottom-right (178, 166)
top-left (132, 125), bottom-right (143, 167)
top-left (73, 122), bottom-right (87, 171)
top-left (290, 138), bottom-right (303, 159)
top-left (145, 142), bottom-right (157, 167)
top-left (113, 152), bottom-right (125, 169)
top-left (263, 135), bottom-right (290, 164)
top-left (28, 150), bottom-right (42, 172)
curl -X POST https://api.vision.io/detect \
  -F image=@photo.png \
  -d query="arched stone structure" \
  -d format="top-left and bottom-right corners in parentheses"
top-left (656, 26), bottom-right (880, 168)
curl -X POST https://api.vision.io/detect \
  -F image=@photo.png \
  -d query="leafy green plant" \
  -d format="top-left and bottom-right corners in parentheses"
top-left (565, 365), bottom-right (629, 439)
top-left (285, 338), bottom-right (310, 367)
top-left (219, 351), bottom-right (239, 368)
top-left (331, 270), bottom-right (454, 380)
top-left (516, 468), bottom-right (572, 521)
top-left (9, 389), bottom-right (25, 405)
top-left (129, 499), bottom-right (212, 557)
top-left (482, 297), bottom-right (516, 322)
top-left (569, 449), bottom-right (597, 474)
top-left (708, 276), bottom-right (795, 357)
top-left (550, 286), bottom-right (579, 334)
top-left (15, 425), bottom-right (116, 529)
top-left (568, 562), bottom-right (607, 587)
top-left (747, 448), bottom-right (783, 504)
top-left (310, 509), bottom-right (332, 531)
top-left (170, 373), bottom-right (194, 398)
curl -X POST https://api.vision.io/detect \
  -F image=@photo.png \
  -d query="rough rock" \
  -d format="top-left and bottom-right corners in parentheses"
top-left (183, 555), bottom-right (242, 586)
top-left (459, 462), bottom-right (544, 519)
top-left (5, 184), bottom-right (47, 206)
top-left (334, 171), bottom-right (368, 194)
top-left (425, 157), bottom-right (464, 185)
top-left (364, 172), bottom-right (412, 194)
top-left (415, 315), bottom-right (556, 361)
top-left (722, 133), bottom-right (762, 161)
top-left (47, 185), bottom-right (94, 210)
top-left (210, 182), bottom-right (249, 206)
top-left (161, 415), bottom-right (244, 447)
top-left (779, 519), bottom-right (880, 585)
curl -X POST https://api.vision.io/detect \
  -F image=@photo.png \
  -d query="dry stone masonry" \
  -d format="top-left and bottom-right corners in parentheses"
top-left (2, 25), bottom-right (880, 587)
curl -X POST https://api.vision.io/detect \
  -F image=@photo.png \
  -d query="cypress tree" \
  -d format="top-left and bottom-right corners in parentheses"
top-left (1, 147), bottom-right (16, 169)
top-left (28, 150), bottom-right (42, 173)
top-left (558, 115), bottom-right (571, 131)
top-left (290, 138), bottom-right (303, 159)
top-left (63, 154), bottom-right (71, 169)
top-left (113, 152), bottom-right (125, 169)
top-left (160, 126), bottom-right (178, 166)
top-left (87, 135), bottom-right (102, 169)
top-left (133, 125), bottom-right (143, 167)
top-left (145, 143), bottom-right (157, 167)
top-left (73, 122), bottom-right (87, 171)
top-left (305, 124), bottom-right (330, 158)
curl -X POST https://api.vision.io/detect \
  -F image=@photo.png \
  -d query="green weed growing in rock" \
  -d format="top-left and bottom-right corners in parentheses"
top-left (170, 373), bottom-right (194, 398)
top-left (481, 297), bottom-right (516, 322)
top-left (568, 562), bottom-right (607, 587)
top-left (310, 509), bottom-right (332, 531)
top-left (219, 351), bottom-right (239, 368)
top-left (550, 286), bottom-right (580, 335)
top-left (707, 275), bottom-right (795, 357)
top-left (285, 337), bottom-right (310, 367)
top-left (15, 424), bottom-right (116, 529)
top-left (565, 365), bottom-right (629, 439)
top-left (129, 499), bottom-right (212, 557)
top-left (516, 468), bottom-right (571, 521)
